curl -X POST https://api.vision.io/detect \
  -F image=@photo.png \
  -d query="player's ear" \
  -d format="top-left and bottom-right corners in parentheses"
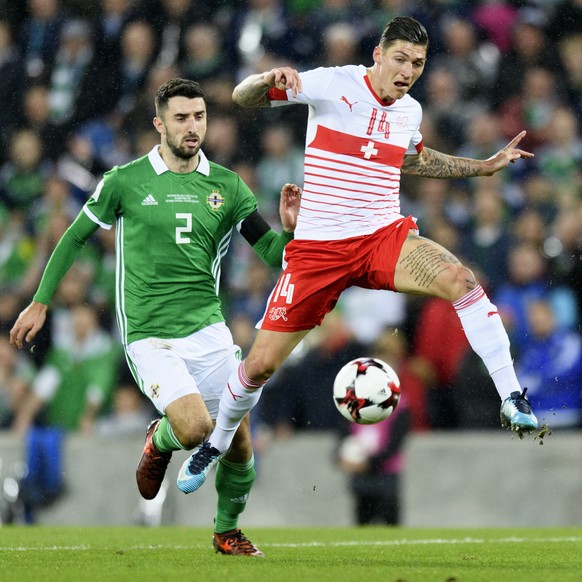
top-left (372, 46), bottom-right (382, 64)
top-left (153, 116), bottom-right (165, 135)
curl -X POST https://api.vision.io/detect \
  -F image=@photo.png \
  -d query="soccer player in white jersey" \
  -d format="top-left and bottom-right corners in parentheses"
top-left (10, 78), bottom-right (301, 557)
top-left (176, 16), bottom-right (540, 494)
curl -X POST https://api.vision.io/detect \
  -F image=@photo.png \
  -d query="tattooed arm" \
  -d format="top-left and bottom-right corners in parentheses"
top-left (402, 131), bottom-right (534, 178)
top-left (233, 67), bottom-right (303, 108)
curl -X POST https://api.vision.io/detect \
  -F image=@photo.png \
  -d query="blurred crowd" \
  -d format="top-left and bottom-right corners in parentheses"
top-left (2, 0), bottom-right (582, 518)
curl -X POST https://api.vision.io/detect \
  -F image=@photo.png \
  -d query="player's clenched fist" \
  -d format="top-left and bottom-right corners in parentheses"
top-left (264, 67), bottom-right (302, 97)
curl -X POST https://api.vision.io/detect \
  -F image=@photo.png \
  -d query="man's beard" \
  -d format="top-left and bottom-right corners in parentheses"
top-left (167, 135), bottom-right (200, 160)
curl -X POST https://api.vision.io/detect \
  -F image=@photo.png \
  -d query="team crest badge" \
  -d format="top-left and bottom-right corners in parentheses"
top-left (207, 190), bottom-right (224, 210)
top-left (150, 384), bottom-right (160, 399)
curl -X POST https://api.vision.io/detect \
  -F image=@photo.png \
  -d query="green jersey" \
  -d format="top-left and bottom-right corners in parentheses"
top-left (84, 147), bottom-right (257, 345)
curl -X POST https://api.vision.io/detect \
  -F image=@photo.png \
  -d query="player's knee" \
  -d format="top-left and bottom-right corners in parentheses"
top-left (175, 421), bottom-right (214, 450)
top-left (245, 353), bottom-right (277, 382)
top-left (441, 264), bottom-right (476, 302)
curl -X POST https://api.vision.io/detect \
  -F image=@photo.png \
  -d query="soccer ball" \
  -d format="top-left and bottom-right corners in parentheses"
top-left (333, 357), bottom-right (401, 424)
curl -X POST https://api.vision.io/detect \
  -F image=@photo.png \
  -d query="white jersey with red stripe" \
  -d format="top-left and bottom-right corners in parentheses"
top-left (269, 64), bottom-right (423, 241)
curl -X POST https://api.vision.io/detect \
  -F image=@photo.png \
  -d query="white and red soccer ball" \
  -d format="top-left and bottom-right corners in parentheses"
top-left (333, 357), bottom-right (401, 424)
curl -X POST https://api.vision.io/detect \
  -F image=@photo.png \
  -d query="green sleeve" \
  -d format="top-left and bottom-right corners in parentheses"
top-left (33, 212), bottom-right (100, 305)
top-left (252, 229), bottom-right (294, 268)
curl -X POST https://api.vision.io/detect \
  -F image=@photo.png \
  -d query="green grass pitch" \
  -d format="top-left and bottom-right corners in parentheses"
top-left (1, 526), bottom-right (581, 581)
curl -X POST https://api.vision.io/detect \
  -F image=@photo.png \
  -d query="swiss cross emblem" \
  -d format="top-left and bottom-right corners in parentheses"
top-left (207, 190), bottom-right (224, 210)
top-left (360, 141), bottom-right (378, 159)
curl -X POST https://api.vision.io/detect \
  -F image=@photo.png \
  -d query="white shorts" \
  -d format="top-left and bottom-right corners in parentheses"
top-left (125, 322), bottom-right (240, 418)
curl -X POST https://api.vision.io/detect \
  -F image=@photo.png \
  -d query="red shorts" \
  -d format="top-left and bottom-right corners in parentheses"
top-left (260, 216), bottom-right (418, 332)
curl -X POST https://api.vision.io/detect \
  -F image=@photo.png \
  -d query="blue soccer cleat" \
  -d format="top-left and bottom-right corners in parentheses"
top-left (500, 388), bottom-right (538, 438)
top-left (177, 441), bottom-right (224, 493)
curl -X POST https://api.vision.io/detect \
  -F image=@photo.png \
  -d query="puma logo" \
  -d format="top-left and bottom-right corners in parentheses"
top-left (340, 96), bottom-right (357, 112)
top-left (487, 311), bottom-right (499, 317)
top-left (228, 383), bottom-right (242, 401)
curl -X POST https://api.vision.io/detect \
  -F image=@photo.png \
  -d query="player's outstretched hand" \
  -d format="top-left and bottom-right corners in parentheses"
top-left (279, 183), bottom-right (302, 233)
top-left (265, 67), bottom-right (302, 97)
top-left (9, 301), bottom-right (47, 350)
top-left (482, 130), bottom-right (534, 176)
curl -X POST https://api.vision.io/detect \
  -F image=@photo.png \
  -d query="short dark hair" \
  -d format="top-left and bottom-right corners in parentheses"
top-left (155, 78), bottom-right (205, 115)
top-left (379, 17), bottom-right (429, 51)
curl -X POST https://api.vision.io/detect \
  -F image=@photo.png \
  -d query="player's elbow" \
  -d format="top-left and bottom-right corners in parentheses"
top-left (232, 87), bottom-right (243, 105)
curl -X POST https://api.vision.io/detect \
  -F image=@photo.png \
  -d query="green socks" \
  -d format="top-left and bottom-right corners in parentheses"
top-left (152, 416), bottom-right (184, 452)
top-left (214, 456), bottom-right (256, 533)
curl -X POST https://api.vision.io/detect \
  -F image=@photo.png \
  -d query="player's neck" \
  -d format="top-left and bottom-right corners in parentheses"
top-left (366, 67), bottom-right (396, 105)
top-left (158, 144), bottom-right (199, 174)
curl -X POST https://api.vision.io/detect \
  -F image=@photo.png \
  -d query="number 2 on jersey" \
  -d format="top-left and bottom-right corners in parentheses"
top-left (175, 213), bottom-right (192, 244)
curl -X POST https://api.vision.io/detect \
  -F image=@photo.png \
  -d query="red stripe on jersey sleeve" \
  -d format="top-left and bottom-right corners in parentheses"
top-left (415, 140), bottom-right (423, 153)
top-left (308, 125), bottom-right (407, 168)
top-left (268, 87), bottom-right (288, 101)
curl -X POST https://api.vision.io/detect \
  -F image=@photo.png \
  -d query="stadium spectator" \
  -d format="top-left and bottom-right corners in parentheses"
top-left (471, 0), bottom-right (518, 53)
top-left (491, 7), bottom-right (564, 110)
top-left (336, 326), bottom-right (420, 525)
top-left (319, 22), bottom-right (363, 68)
top-left (179, 19), bottom-right (235, 110)
top-left (202, 114), bottom-right (241, 170)
top-left (223, 0), bottom-right (295, 77)
top-left (12, 303), bottom-right (120, 434)
top-left (337, 286), bottom-right (407, 349)
top-left (498, 66), bottom-right (566, 154)
top-left (460, 183), bottom-right (511, 295)
top-left (0, 334), bottom-right (35, 430)
top-left (45, 19), bottom-right (120, 134)
top-left (535, 106), bottom-right (582, 187)
top-left (18, 84), bottom-right (64, 163)
top-left (0, 128), bottom-right (50, 213)
top-left (510, 207), bottom-right (548, 249)
top-left (109, 20), bottom-right (158, 124)
top-left (229, 259), bottom-right (276, 324)
top-left (0, 20), bottom-right (24, 164)
top-left (143, 0), bottom-right (197, 68)
top-left (493, 243), bottom-right (578, 354)
top-left (545, 207), bottom-right (582, 319)
top-left (18, 0), bottom-right (65, 80)
top-left (92, 0), bottom-right (137, 64)
top-left (432, 16), bottom-right (499, 106)
top-left (557, 33), bottom-right (582, 116)
top-left (547, 0), bottom-right (582, 44)
top-left (10, 302), bottom-right (120, 523)
top-left (96, 378), bottom-right (155, 440)
top-left (337, 389), bottom-right (410, 525)
top-left (516, 299), bottom-right (582, 429)
top-left (408, 288), bottom-right (471, 429)
top-left (255, 122), bottom-right (305, 216)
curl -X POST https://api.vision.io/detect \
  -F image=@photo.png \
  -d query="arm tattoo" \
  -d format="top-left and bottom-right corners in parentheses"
top-left (233, 76), bottom-right (271, 108)
top-left (402, 147), bottom-right (483, 178)
top-left (462, 266), bottom-right (477, 292)
top-left (399, 242), bottom-right (460, 289)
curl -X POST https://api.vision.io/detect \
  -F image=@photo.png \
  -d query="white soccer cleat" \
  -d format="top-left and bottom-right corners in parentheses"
top-left (176, 442), bottom-right (224, 494)
top-left (500, 388), bottom-right (538, 438)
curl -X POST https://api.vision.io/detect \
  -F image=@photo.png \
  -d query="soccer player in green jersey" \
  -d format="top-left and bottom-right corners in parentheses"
top-left (10, 78), bottom-right (301, 557)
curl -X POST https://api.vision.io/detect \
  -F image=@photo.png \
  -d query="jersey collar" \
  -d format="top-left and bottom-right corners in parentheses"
top-left (148, 146), bottom-right (210, 176)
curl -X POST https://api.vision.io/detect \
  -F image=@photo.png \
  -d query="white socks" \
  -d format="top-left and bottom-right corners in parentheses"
top-left (209, 361), bottom-right (265, 453)
top-left (453, 286), bottom-right (520, 400)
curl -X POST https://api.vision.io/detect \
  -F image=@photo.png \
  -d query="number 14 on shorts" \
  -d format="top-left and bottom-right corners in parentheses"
top-left (273, 273), bottom-right (294, 304)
